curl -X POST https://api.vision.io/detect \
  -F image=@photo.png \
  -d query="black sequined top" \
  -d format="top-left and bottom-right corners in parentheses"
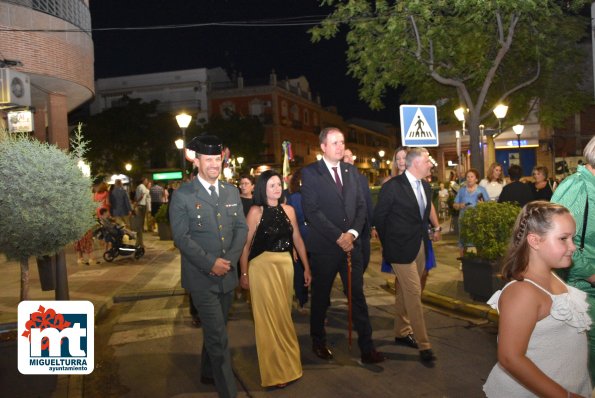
top-left (248, 204), bottom-right (293, 261)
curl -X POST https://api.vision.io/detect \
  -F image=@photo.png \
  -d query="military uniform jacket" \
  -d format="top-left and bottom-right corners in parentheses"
top-left (169, 178), bottom-right (248, 294)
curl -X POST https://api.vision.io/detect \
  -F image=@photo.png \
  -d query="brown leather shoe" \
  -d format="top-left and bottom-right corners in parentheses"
top-left (361, 349), bottom-right (385, 364)
top-left (312, 342), bottom-right (333, 360)
top-left (394, 333), bottom-right (418, 349)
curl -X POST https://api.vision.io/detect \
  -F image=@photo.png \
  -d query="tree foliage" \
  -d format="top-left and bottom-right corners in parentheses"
top-left (0, 131), bottom-right (96, 260)
top-left (311, 0), bottom-right (591, 171)
top-left (197, 112), bottom-right (266, 167)
top-left (79, 96), bottom-right (179, 176)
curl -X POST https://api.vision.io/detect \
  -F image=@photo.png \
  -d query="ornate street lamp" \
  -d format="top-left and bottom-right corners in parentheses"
top-left (513, 124), bottom-right (524, 165)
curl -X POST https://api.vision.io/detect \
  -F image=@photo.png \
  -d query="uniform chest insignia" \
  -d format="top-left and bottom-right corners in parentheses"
top-left (195, 202), bottom-right (202, 209)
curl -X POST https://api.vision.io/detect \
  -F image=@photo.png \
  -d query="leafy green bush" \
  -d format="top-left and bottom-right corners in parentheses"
top-left (0, 133), bottom-right (96, 260)
top-left (460, 201), bottom-right (521, 261)
top-left (154, 203), bottom-right (169, 224)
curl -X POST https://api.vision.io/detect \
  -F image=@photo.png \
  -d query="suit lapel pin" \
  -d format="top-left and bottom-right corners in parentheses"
top-left (195, 202), bottom-right (201, 209)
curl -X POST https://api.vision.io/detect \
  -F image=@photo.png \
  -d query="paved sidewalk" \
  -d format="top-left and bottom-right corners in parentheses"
top-left (0, 220), bottom-right (495, 330)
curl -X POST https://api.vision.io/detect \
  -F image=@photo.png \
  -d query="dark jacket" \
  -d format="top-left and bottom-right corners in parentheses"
top-left (498, 181), bottom-right (534, 207)
top-left (373, 172), bottom-right (432, 264)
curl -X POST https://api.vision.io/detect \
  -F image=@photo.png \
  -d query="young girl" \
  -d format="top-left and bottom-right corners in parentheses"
top-left (484, 201), bottom-right (592, 397)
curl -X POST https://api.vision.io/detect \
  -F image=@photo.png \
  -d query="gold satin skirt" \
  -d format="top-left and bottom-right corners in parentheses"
top-left (249, 251), bottom-right (303, 387)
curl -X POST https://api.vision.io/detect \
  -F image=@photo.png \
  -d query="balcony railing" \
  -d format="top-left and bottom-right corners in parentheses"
top-left (4, 0), bottom-right (91, 34)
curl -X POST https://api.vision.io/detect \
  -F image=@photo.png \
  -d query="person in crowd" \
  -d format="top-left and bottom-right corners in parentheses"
top-left (531, 165), bottom-right (556, 201)
top-left (301, 127), bottom-right (384, 364)
top-left (286, 168), bottom-right (310, 313)
top-left (235, 174), bottom-right (255, 301)
top-left (98, 208), bottom-right (136, 240)
top-left (133, 177), bottom-right (150, 248)
top-left (374, 147), bottom-right (440, 363)
top-left (238, 174), bottom-right (255, 217)
top-left (438, 182), bottom-right (450, 219)
top-left (75, 187), bottom-right (98, 266)
top-left (145, 180), bottom-right (153, 232)
top-left (453, 168), bottom-right (489, 257)
top-left (343, 148), bottom-right (374, 271)
top-left (498, 165), bottom-right (534, 207)
top-left (551, 135), bottom-right (595, 382)
top-left (169, 135), bottom-right (247, 398)
top-left (94, 182), bottom-right (110, 218)
top-left (239, 170), bottom-right (311, 388)
top-left (149, 181), bottom-right (165, 223)
top-left (480, 162), bottom-right (506, 202)
top-left (483, 201), bottom-right (591, 397)
top-left (109, 179), bottom-right (132, 227)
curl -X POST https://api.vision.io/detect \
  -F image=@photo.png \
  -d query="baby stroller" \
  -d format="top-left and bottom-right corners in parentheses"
top-left (95, 220), bottom-right (145, 262)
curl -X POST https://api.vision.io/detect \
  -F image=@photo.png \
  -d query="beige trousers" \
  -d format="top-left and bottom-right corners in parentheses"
top-left (391, 241), bottom-right (431, 351)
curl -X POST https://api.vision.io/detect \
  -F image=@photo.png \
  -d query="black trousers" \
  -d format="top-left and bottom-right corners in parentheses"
top-left (309, 247), bottom-right (374, 353)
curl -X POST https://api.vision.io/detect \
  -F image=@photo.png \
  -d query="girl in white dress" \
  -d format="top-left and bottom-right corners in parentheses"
top-left (484, 201), bottom-right (592, 397)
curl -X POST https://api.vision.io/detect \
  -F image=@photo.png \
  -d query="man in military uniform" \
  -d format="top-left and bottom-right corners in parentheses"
top-left (169, 135), bottom-right (247, 398)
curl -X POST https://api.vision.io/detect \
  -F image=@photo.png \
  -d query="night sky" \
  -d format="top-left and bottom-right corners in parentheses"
top-left (89, 0), bottom-right (400, 124)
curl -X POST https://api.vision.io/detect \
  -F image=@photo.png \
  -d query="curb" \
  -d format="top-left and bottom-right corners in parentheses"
top-left (385, 280), bottom-right (499, 323)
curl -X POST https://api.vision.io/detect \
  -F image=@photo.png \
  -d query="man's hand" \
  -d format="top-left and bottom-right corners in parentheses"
top-left (432, 230), bottom-right (442, 242)
top-left (210, 258), bottom-right (232, 276)
top-left (336, 232), bottom-right (354, 252)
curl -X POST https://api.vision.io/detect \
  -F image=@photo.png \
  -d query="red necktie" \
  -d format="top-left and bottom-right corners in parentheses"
top-left (332, 166), bottom-right (343, 192)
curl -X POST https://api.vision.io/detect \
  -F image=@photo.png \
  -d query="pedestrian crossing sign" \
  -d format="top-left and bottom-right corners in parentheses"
top-left (399, 105), bottom-right (439, 147)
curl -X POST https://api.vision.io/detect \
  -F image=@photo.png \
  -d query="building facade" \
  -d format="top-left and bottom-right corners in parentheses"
top-left (209, 71), bottom-right (396, 182)
top-left (0, 0), bottom-right (95, 149)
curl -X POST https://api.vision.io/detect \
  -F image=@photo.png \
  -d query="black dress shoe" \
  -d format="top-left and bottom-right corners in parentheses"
top-left (419, 349), bottom-right (437, 363)
top-left (394, 334), bottom-right (418, 349)
top-left (312, 343), bottom-right (333, 360)
top-left (361, 349), bottom-right (385, 364)
top-left (200, 376), bottom-right (215, 385)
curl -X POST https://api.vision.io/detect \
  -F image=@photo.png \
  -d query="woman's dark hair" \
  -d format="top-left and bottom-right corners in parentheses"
top-left (466, 168), bottom-right (480, 181)
top-left (237, 174), bottom-right (255, 187)
top-left (288, 168), bottom-right (303, 194)
top-left (501, 201), bottom-right (570, 281)
top-left (253, 170), bottom-right (285, 206)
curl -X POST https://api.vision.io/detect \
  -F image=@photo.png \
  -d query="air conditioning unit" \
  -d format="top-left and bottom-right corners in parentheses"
top-left (0, 69), bottom-right (31, 107)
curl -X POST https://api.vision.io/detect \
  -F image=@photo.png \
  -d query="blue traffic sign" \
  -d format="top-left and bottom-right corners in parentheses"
top-left (399, 105), bottom-right (439, 147)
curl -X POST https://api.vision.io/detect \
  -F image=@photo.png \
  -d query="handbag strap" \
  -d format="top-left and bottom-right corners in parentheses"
top-left (580, 195), bottom-right (589, 251)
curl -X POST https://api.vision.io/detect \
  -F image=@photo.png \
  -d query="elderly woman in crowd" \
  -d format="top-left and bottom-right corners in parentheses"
top-left (531, 165), bottom-right (556, 201)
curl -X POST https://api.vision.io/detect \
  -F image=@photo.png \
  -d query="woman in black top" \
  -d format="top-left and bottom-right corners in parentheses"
top-left (239, 170), bottom-right (311, 388)
top-left (238, 174), bottom-right (255, 217)
top-left (531, 166), bottom-right (555, 201)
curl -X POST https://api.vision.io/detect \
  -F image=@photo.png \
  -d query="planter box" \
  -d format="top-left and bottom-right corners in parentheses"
top-left (461, 257), bottom-right (504, 302)
top-left (157, 223), bottom-right (172, 241)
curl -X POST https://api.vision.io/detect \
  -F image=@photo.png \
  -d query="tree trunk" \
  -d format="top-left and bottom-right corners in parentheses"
top-left (55, 250), bottom-right (69, 300)
top-left (20, 257), bottom-right (29, 301)
top-left (468, 112), bottom-right (484, 176)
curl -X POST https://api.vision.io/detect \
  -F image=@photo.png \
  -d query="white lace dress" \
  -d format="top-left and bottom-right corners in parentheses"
top-left (483, 278), bottom-right (592, 397)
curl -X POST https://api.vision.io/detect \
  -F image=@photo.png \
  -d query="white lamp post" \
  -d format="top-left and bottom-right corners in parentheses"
top-left (513, 124), bottom-right (524, 164)
top-left (493, 104), bottom-right (509, 136)
top-left (125, 163), bottom-right (132, 172)
top-left (176, 113), bottom-right (192, 170)
top-left (237, 156), bottom-right (244, 170)
top-left (454, 107), bottom-right (467, 170)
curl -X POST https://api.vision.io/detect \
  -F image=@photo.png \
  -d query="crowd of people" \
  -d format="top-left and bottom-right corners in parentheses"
top-left (74, 129), bottom-right (595, 397)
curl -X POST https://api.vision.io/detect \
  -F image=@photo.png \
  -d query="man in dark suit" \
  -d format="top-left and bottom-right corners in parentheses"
top-left (343, 148), bottom-right (374, 270)
top-left (169, 135), bottom-right (247, 398)
top-left (498, 164), bottom-right (534, 207)
top-left (373, 147), bottom-right (438, 363)
top-left (301, 127), bottom-right (384, 364)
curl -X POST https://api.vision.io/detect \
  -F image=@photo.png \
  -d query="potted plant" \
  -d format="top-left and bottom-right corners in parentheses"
top-left (459, 201), bottom-right (520, 301)
top-left (154, 203), bottom-right (172, 240)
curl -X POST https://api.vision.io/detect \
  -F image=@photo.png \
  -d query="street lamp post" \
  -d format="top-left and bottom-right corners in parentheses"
top-left (237, 156), bottom-right (244, 171)
top-left (513, 124), bottom-right (524, 167)
top-left (378, 150), bottom-right (385, 176)
top-left (493, 104), bottom-right (509, 137)
top-left (454, 107), bottom-right (467, 170)
top-left (175, 112), bottom-right (192, 171)
top-left (125, 163), bottom-right (132, 172)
